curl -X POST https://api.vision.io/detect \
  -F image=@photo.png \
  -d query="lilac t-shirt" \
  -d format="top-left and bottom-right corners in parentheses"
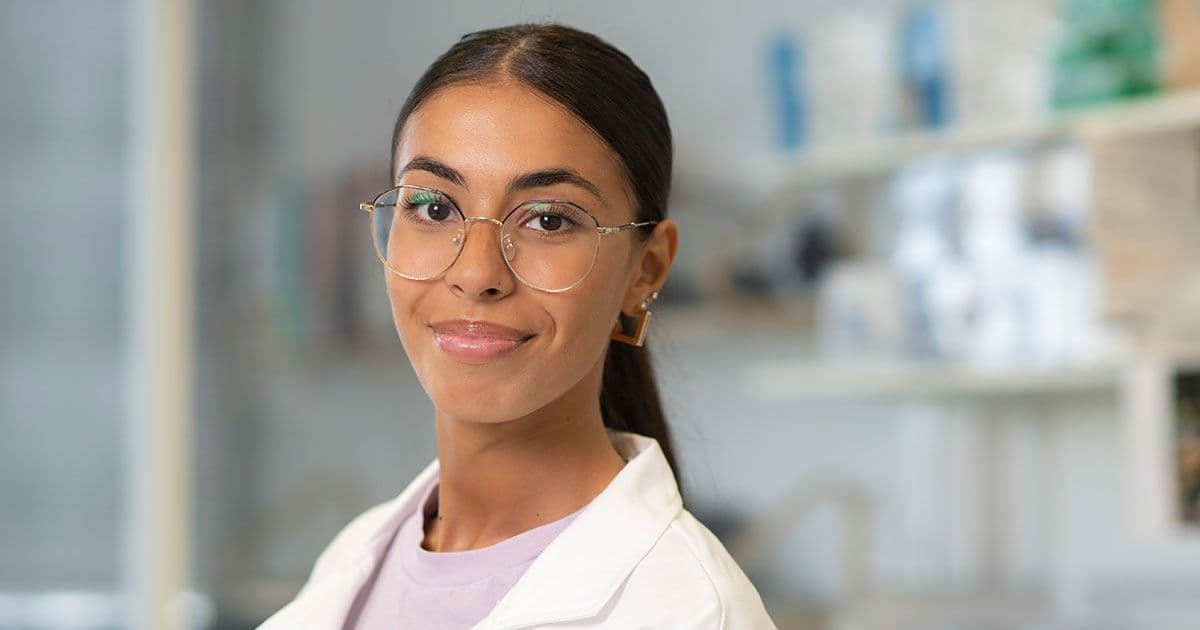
top-left (346, 476), bottom-right (586, 629)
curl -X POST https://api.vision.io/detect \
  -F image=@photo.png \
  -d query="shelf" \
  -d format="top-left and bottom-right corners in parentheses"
top-left (1065, 87), bottom-right (1200, 141)
top-left (765, 88), bottom-right (1200, 191)
top-left (653, 303), bottom-right (1123, 401)
top-left (767, 119), bottom-right (1056, 190)
top-left (741, 357), bottom-right (1121, 402)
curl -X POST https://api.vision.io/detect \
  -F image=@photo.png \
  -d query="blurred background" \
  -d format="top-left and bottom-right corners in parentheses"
top-left (4, 0), bottom-right (1200, 628)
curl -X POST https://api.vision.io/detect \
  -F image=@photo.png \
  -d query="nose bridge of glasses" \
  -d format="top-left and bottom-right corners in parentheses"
top-left (457, 215), bottom-right (505, 245)
top-left (462, 215), bottom-right (504, 228)
top-left (452, 214), bottom-right (517, 262)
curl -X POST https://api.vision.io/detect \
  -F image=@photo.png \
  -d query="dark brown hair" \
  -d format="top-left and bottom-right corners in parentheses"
top-left (389, 22), bottom-right (682, 498)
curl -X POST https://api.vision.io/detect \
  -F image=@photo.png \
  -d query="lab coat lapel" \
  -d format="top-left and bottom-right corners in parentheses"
top-left (259, 457), bottom-right (441, 630)
top-left (475, 429), bottom-right (683, 630)
top-left (257, 560), bottom-right (374, 629)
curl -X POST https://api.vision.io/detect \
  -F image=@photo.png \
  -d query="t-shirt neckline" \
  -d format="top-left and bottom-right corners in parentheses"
top-left (398, 479), bottom-right (586, 587)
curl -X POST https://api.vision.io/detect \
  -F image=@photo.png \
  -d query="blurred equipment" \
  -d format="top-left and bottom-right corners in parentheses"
top-left (898, 3), bottom-right (952, 129)
top-left (1052, 0), bottom-right (1162, 108)
top-left (729, 475), bottom-right (874, 630)
top-left (767, 29), bottom-right (809, 152)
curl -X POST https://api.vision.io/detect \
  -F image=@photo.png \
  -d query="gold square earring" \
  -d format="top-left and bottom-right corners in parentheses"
top-left (610, 290), bottom-right (659, 347)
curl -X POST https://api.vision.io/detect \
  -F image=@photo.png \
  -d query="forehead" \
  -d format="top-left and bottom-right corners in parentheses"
top-left (394, 82), bottom-right (630, 205)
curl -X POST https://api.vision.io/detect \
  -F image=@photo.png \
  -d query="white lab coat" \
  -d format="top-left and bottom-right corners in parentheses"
top-left (258, 428), bottom-right (779, 629)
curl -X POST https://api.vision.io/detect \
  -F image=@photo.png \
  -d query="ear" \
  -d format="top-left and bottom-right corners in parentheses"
top-left (621, 219), bottom-right (679, 316)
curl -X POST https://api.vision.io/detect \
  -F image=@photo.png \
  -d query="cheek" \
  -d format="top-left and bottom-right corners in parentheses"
top-left (575, 242), bottom-right (634, 335)
top-left (547, 292), bottom-right (612, 360)
top-left (550, 264), bottom-right (628, 360)
top-left (385, 277), bottom-right (449, 407)
top-left (385, 276), bottom-right (424, 351)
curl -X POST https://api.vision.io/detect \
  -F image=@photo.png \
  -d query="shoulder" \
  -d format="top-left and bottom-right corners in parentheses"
top-left (615, 507), bottom-right (777, 629)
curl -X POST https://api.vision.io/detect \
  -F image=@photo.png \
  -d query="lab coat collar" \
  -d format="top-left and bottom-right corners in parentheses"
top-left (264, 428), bottom-right (683, 629)
top-left (481, 428), bottom-right (683, 629)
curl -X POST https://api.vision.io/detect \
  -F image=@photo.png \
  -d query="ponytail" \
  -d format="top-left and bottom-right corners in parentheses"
top-left (601, 320), bottom-right (685, 507)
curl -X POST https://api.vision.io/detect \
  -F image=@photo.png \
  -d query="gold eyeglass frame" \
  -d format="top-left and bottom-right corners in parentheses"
top-left (358, 183), bottom-right (659, 294)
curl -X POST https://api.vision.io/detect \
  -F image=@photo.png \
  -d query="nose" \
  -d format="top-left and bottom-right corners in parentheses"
top-left (443, 216), bottom-right (514, 299)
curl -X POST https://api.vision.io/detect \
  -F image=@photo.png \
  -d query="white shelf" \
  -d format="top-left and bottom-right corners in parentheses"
top-left (1066, 87), bottom-right (1200, 140)
top-left (766, 88), bottom-right (1200, 190)
top-left (654, 303), bottom-right (1124, 401)
top-left (741, 357), bottom-right (1121, 402)
top-left (768, 119), bottom-right (1055, 189)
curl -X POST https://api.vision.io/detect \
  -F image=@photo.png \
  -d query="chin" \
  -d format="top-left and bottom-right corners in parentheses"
top-left (434, 399), bottom-right (525, 424)
top-left (431, 376), bottom-right (562, 425)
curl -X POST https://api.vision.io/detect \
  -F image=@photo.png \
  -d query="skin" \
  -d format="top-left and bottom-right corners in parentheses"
top-left (387, 79), bottom-right (679, 552)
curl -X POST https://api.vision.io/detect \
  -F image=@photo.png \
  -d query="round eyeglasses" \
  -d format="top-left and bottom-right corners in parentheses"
top-left (358, 184), bottom-right (659, 293)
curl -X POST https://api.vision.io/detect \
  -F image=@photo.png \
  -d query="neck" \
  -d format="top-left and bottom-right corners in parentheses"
top-left (424, 354), bottom-right (627, 552)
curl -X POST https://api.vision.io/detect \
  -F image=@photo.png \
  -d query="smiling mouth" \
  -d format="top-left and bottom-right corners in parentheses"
top-left (431, 329), bottom-right (534, 364)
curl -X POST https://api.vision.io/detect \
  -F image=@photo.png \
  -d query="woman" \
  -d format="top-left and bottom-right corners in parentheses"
top-left (260, 22), bottom-right (777, 629)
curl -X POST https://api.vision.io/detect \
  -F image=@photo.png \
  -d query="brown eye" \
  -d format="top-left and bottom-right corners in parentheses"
top-left (534, 214), bottom-right (563, 231)
top-left (422, 203), bottom-right (452, 222)
top-left (516, 202), bottom-right (585, 235)
top-left (400, 190), bottom-right (456, 224)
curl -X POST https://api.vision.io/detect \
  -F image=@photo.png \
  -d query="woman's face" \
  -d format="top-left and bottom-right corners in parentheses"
top-left (387, 80), bottom-right (675, 424)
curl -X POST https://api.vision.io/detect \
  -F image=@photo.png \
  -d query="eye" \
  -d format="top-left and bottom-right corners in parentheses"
top-left (526, 212), bottom-right (566, 232)
top-left (518, 202), bottom-right (587, 234)
top-left (400, 190), bottom-right (456, 223)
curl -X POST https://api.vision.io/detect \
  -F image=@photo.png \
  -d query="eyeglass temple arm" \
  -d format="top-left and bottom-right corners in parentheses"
top-left (598, 220), bottom-right (659, 235)
top-left (360, 202), bottom-right (401, 214)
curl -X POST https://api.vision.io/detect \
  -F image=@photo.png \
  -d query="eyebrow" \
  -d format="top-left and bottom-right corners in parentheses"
top-left (398, 155), bottom-right (608, 208)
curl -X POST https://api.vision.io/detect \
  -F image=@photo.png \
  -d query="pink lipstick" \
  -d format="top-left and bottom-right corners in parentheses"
top-left (430, 319), bottom-right (535, 364)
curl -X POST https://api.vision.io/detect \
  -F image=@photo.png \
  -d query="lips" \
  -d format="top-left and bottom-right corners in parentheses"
top-left (429, 319), bottom-right (534, 340)
top-left (429, 319), bottom-right (535, 364)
